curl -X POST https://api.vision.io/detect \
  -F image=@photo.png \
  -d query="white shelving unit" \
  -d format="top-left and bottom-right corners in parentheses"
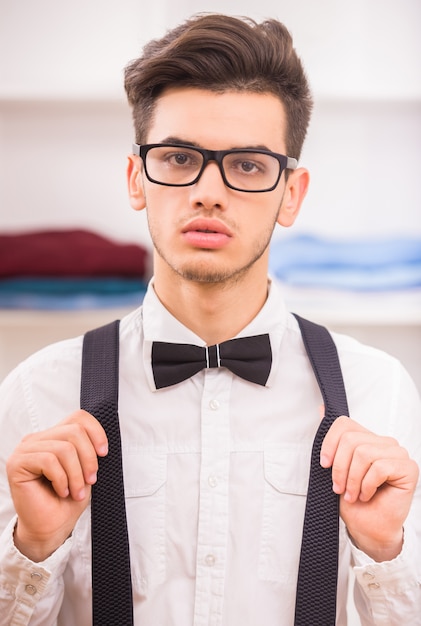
top-left (1, 0), bottom-right (420, 395)
top-left (283, 286), bottom-right (421, 392)
top-left (0, 307), bottom-right (132, 381)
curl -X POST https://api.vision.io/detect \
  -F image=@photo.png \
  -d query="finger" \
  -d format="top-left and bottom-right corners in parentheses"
top-left (20, 426), bottom-right (98, 488)
top-left (62, 410), bottom-right (109, 457)
top-left (23, 410), bottom-right (108, 457)
top-left (8, 449), bottom-right (71, 499)
top-left (330, 432), bottom-right (400, 496)
top-left (21, 429), bottom-right (99, 491)
top-left (320, 415), bottom-right (362, 468)
top-left (357, 457), bottom-right (419, 503)
top-left (341, 444), bottom-right (409, 503)
top-left (9, 440), bottom-right (91, 501)
top-left (21, 410), bottom-right (108, 484)
top-left (320, 416), bottom-right (393, 469)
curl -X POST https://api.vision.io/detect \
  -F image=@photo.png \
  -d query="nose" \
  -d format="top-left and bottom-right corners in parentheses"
top-left (189, 160), bottom-right (229, 210)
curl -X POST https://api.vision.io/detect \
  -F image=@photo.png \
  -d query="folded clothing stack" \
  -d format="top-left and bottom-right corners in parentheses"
top-left (269, 234), bottom-right (421, 291)
top-left (0, 229), bottom-right (149, 309)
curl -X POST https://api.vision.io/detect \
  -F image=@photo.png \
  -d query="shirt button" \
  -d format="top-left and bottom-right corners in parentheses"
top-left (362, 571), bottom-right (375, 580)
top-left (209, 399), bottom-right (220, 411)
top-left (31, 572), bottom-right (43, 582)
top-left (204, 554), bottom-right (216, 567)
top-left (208, 475), bottom-right (218, 488)
top-left (25, 584), bottom-right (37, 595)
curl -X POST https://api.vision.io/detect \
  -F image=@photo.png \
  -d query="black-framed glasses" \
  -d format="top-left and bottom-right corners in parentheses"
top-left (132, 143), bottom-right (298, 193)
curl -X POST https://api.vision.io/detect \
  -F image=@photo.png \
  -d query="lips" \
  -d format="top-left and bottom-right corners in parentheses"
top-left (182, 218), bottom-right (232, 249)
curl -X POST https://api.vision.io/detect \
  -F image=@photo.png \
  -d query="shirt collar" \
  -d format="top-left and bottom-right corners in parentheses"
top-left (142, 277), bottom-right (288, 390)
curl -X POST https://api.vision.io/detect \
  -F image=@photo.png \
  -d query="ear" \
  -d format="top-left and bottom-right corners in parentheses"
top-left (277, 167), bottom-right (310, 227)
top-left (127, 154), bottom-right (147, 212)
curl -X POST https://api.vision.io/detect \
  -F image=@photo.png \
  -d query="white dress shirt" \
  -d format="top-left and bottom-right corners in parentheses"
top-left (0, 279), bottom-right (420, 626)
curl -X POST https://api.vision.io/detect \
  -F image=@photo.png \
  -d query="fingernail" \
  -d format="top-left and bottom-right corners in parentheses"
top-left (98, 444), bottom-right (108, 456)
top-left (88, 472), bottom-right (97, 485)
top-left (320, 454), bottom-right (330, 468)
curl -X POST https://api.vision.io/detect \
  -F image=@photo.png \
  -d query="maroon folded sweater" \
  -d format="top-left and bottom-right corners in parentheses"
top-left (0, 229), bottom-right (148, 278)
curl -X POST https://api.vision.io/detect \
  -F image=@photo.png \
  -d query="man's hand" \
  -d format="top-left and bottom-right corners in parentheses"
top-left (6, 409), bottom-right (108, 562)
top-left (321, 415), bottom-right (419, 562)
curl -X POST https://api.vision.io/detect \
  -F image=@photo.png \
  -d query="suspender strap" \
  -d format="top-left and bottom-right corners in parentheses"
top-left (293, 314), bottom-right (349, 626)
top-left (81, 315), bottom-right (349, 626)
top-left (81, 320), bottom-right (134, 626)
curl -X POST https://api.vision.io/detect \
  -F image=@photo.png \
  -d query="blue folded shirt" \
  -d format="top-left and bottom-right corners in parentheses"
top-left (269, 234), bottom-right (421, 291)
top-left (0, 278), bottom-right (147, 309)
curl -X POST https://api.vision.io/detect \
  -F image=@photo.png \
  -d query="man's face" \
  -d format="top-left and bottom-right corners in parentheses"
top-left (132, 87), bottom-right (296, 286)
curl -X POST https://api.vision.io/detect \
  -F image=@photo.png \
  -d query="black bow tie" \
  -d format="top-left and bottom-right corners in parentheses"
top-left (151, 334), bottom-right (272, 389)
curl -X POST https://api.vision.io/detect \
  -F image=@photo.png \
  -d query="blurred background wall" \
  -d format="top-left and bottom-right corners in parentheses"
top-left (0, 0), bottom-right (420, 397)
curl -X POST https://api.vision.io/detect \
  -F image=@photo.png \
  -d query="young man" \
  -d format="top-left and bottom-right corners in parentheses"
top-left (0, 14), bottom-right (420, 626)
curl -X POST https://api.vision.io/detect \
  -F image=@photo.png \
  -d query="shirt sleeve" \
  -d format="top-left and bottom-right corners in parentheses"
top-left (0, 348), bottom-right (80, 625)
top-left (350, 524), bottom-right (421, 625)
top-left (0, 517), bottom-right (73, 625)
top-left (348, 361), bottom-right (421, 625)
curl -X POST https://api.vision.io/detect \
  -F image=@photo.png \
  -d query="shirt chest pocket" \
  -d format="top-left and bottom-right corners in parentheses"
top-left (259, 444), bottom-right (311, 585)
top-left (123, 451), bottom-right (168, 597)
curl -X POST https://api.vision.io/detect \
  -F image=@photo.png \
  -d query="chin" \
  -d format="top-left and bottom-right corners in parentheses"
top-left (176, 261), bottom-right (252, 286)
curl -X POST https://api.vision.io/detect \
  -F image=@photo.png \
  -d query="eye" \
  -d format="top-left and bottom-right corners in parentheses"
top-left (238, 160), bottom-right (259, 173)
top-left (165, 151), bottom-right (199, 168)
top-left (229, 157), bottom-right (265, 176)
top-left (170, 153), bottom-right (189, 166)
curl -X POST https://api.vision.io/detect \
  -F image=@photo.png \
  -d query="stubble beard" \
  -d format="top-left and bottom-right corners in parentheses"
top-left (151, 225), bottom-right (277, 287)
top-left (147, 197), bottom-right (282, 287)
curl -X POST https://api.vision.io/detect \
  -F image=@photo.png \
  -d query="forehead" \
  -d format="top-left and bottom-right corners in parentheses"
top-left (146, 87), bottom-right (287, 151)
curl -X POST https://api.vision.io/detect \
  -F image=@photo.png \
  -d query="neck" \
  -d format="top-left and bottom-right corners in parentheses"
top-left (152, 263), bottom-right (269, 345)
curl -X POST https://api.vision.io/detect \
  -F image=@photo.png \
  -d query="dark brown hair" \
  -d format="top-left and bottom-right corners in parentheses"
top-left (124, 14), bottom-right (313, 159)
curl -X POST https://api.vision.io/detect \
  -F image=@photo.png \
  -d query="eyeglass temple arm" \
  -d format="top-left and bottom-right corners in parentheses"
top-left (286, 157), bottom-right (298, 170)
top-left (132, 143), bottom-right (141, 156)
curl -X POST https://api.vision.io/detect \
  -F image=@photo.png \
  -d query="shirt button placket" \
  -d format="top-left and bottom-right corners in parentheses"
top-left (194, 372), bottom-right (231, 626)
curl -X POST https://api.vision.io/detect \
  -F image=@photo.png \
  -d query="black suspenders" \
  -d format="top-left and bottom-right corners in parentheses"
top-left (81, 314), bottom-right (349, 626)
top-left (81, 320), bottom-right (133, 626)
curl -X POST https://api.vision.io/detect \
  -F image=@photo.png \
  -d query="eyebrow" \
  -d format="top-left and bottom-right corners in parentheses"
top-left (159, 136), bottom-right (272, 152)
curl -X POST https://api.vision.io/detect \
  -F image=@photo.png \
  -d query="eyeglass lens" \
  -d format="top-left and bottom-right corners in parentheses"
top-left (145, 145), bottom-right (281, 191)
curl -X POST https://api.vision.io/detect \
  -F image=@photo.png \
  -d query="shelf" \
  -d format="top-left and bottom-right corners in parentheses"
top-left (281, 286), bottom-right (421, 327)
top-left (0, 307), bottom-right (134, 329)
top-left (0, 307), bottom-right (134, 383)
top-left (1, 287), bottom-right (420, 330)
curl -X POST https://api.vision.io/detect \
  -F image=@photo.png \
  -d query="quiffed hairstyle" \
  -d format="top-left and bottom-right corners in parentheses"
top-left (124, 14), bottom-right (313, 159)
